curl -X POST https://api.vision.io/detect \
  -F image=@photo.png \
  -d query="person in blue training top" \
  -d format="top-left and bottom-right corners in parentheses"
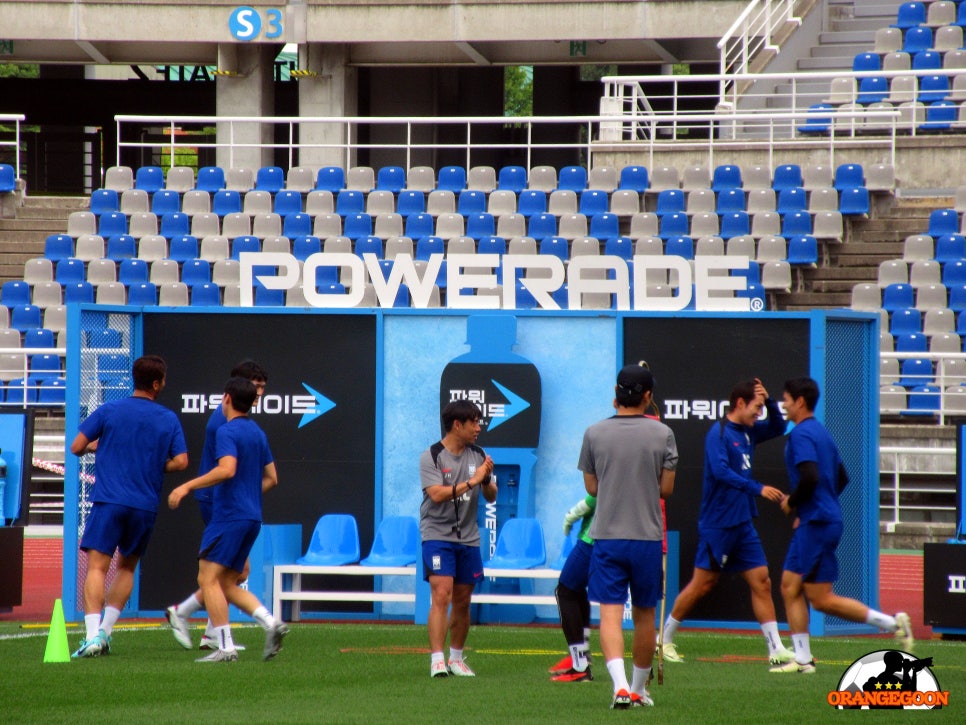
top-left (70, 354), bottom-right (189, 658)
top-left (165, 360), bottom-right (268, 652)
top-left (770, 377), bottom-right (913, 675)
top-left (168, 376), bottom-right (288, 663)
top-left (661, 378), bottom-right (794, 667)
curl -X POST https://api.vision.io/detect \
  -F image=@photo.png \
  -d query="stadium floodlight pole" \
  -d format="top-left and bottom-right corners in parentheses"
top-left (657, 551), bottom-right (666, 686)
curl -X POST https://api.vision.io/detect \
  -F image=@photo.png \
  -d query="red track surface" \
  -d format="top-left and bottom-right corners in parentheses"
top-left (0, 539), bottom-right (933, 639)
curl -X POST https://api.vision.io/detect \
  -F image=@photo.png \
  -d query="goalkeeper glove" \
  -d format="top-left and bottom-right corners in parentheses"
top-left (562, 499), bottom-right (592, 534)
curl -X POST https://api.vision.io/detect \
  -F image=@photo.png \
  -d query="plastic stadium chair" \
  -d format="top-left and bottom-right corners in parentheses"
top-left (928, 209), bottom-right (959, 238)
top-left (254, 166), bottom-right (285, 193)
top-left (396, 190), bottom-right (426, 217)
top-left (797, 104), bottom-right (833, 135)
top-left (343, 213), bottom-right (373, 241)
top-left (127, 282), bottom-right (158, 306)
top-left (922, 100), bottom-right (957, 130)
top-left (655, 189), bottom-right (686, 216)
top-left (437, 165), bottom-right (467, 193)
top-left (415, 235), bottom-right (445, 260)
top-left (918, 75), bottom-right (950, 104)
top-left (486, 518), bottom-right (547, 569)
top-left (659, 212), bottom-right (690, 240)
top-left (890, 308), bottom-right (922, 336)
top-left (194, 166), bottom-right (226, 193)
top-left (839, 188), bottom-right (871, 216)
top-left (105, 234), bottom-right (136, 262)
top-left (527, 213), bottom-right (557, 239)
top-left (230, 236), bottom-right (261, 260)
top-left (772, 164), bottom-right (804, 191)
top-left (589, 213), bottom-right (620, 240)
top-left (6, 378), bottom-right (38, 406)
top-left (181, 259), bottom-right (211, 287)
top-left (516, 190), bottom-right (547, 218)
top-left (853, 52), bottom-right (881, 73)
top-left (665, 235), bottom-right (695, 260)
top-left (360, 515), bottom-right (419, 567)
top-left (104, 165), bottom-right (134, 193)
top-left (776, 187), bottom-right (808, 214)
top-left (618, 165), bottom-right (649, 192)
top-left (37, 377), bottom-right (66, 406)
top-left (151, 189), bottom-right (181, 216)
top-left (190, 283), bottom-right (221, 307)
top-left (168, 235), bottom-right (199, 264)
top-left (497, 165), bottom-right (527, 193)
top-left (10, 306), bottom-right (43, 333)
top-left (912, 50), bottom-right (942, 71)
top-left (354, 235), bottom-right (384, 260)
top-left (781, 211), bottom-right (812, 237)
top-left (212, 190), bottom-right (242, 217)
top-left (134, 166), bottom-right (164, 193)
top-left (97, 211), bottom-right (128, 239)
top-left (336, 190), bottom-right (365, 216)
top-left (465, 213), bottom-right (496, 240)
top-left (467, 165), bottom-right (497, 193)
top-left (882, 283), bottom-right (916, 311)
top-left (292, 235), bottom-right (322, 262)
top-left (274, 189), bottom-right (303, 217)
top-left (44, 234), bottom-right (74, 262)
top-left (944, 260), bottom-right (966, 287)
top-left (787, 235), bottom-right (819, 266)
top-left (405, 213), bottom-right (435, 240)
top-left (1, 280), bottom-right (31, 307)
top-left (283, 213), bottom-right (313, 239)
top-left (579, 189), bottom-right (609, 216)
top-left (716, 188), bottom-right (746, 214)
top-left (721, 211), bottom-right (752, 239)
top-left (315, 166), bottom-right (346, 193)
top-left (376, 166), bottom-right (406, 193)
top-left (857, 76), bottom-right (889, 104)
top-left (557, 166), bottom-right (588, 192)
top-left (903, 26), bottom-right (933, 54)
top-left (296, 514), bottom-right (361, 566)
top-left (903, 384), bottom-right (940, 415)
top-left (936, 234), bottom-right (966, 264)
top-left (90, 189), bottom-right (119, 216)
top-left (24, 328), bottom-right (55, 349)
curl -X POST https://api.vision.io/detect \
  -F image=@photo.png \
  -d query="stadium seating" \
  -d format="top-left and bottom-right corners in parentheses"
top-left (359, 515), bottom-right (419, 567)
top-left (296, 514), bottom-right (361, 566)
top-left (486, 518), bottom-right (547, 569)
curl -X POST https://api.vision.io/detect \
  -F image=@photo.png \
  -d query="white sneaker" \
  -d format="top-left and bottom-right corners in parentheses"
top-left (195, 648), bottom-right (239, 663)
top-left (165, 605), bottom-right (192, 650)
top-left (200, 634), bottom-right (245, 651)
top-left (430, 659), bottom-right (448, 678)
top-left (448, 659), bottom-right (476, 676)
top-left (630, 692), bottom-right (654, 707)
top-left (768, 646), bottom-right (795, 665)
top-left (769, 659), bottom-right (816, 674)
top-left (660, 642), bottom-right (684, 663)
top-left (263, 621), bottom-right (289, 661)
top-left (894, 612), bottom-right (914, 652)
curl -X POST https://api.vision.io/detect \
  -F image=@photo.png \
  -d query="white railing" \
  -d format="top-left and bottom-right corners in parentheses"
top-left (0, 346), bottom-right (66, 406)
top-left (0, 113), bottom-right (25, 178)
top-left (881, 350), bottom-right (966, 425)
top-left (879, 446), bottom-right (956, 529)
top-left (718, 0), bottom-right (801, 94)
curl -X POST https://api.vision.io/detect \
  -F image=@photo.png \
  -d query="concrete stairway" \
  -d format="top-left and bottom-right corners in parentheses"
top-left (0, 196), bottom-right (87, 282)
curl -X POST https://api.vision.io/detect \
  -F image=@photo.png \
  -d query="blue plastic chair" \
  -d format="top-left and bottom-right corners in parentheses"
top-left (44, 234), bottom-right (74, 262)
top-left (336, 190), bottom-right (366, 216)
top-left (90, 189), bottom-right (120, 216)
top-left (928, 209), bottom-right (959, 238)
top-left (296, 514), bottom-right (361, 566)
top-left (579, 189), bottom-right (610, 216)
top-left (195, 166), bottom-right (226, 193)
top-left (721, 211), bottom-right (752, 239)
top-left (772, 164), bottom-right (803, 191)
top-left (64, 281), bottom-right (94, 304)
top-left (497, 166), bottom-right (528, 193)
top-left (477, 235), bottom-right (507, 256)
top-left (949, 285), bottom-right (966, 312)
top-left (230, 236), bottom-right (261, 260)
top-left (316, 166), bottom-right (346, 193)
top-left (376, 166), bottom-right (406, 193)
top-left (922, 100), bottom-right (957, 131)
top-left (853, 52), bottom-right (881, 72)
top-left (551, 527), bottom-right (581, 570)
top-left (405, 213), bottom-right (435, 239)
top-left (539, 236), bottom-right (569, 261)
top-left (528, 213), bottom-right (558, 239)
top-left (437, 166), bottom-right (467, 193)
top-left (55, 258), bottom-right (86, 285)
top-left (415, 235), bottom-right (445, 260)
top-left (786, 235), bottom-right (819, 265)
top-left (833, 164), bottom-right (865, 191)
top-left (839, 188), bottom-right (871, 216)
top-left (655, 189), bottom-right (686, 216)
top-left (604, 235), bottom-right (635, 260)
top-left (254, 166), bottom-right (285, 193)
top-left (517, 190), bottom-right (548, 217)
top-left (457, 190), bottom-right (487, 215)
top-left (891, 308), bottom-right (923, 335)
top-left (168, 235), bottom-right (200, 264)
top-left (160, 212), bottom-right (190, 239)
top-left (857, 76), bottom-right (889, 104)
top-left (936, 234), bottom-right (966, 264)
top-left (618, 165), bottom-right (649, 192)
top-left (151, 189), bottom-right (181, 216)
top-left (283, 213), bottom-right (313, 239)
top-left (665, 235), bottom-right (695, 260)
top-left (776, 187), bottom-right (808, 214)
top-left (486, 518), bottom-right (547, 569)
top-left (797, 103), bottom-right (833, 135)
top-left (465, 213), bottom-right (496, 239)
top-left (919, 75), bottom-right (950, 104)
top-left (181, 258), bottom-right (211, 286)
top-left (106, 235), bottom-right (137, 262)
top-left (6, 378), bottom-right (37, 406)
top-left (254, 285), bottom-right (284, 306)
top-left (2, 280), bottom-right (32, 307)
top-left (716, 188), bottom-right (746, 213)
top-left (30, 352), bottom-right (61, 379)
top-left (98, 211), bottom-right (129, 238)
top-left (781, 211), bottom-right (812, 237)
top-left (903, 26), bottom-right (933, 54)
top-left (896, 332), bottom-right (928, 353)
top-left (396, 190), bottom-right (426, 217)
top-left (912, 50), bottom-right (942, 71)
top-left (127, 282), bottom-right (158, 306)
top-left (293, 235), bottom-right (322, 261)
top-left (212, 190), bottom-right (242, 216)
top-left (0, 163), bottom-right (16, 193)
top-left (134, 166), bottom-right (164, 193)
top-left (37, 377), bottom-right (66, 405)
top-left (711, 164), bottom-right (743, 192)
top-left (343, 213), bottom-right (373, 241)
top-left (190, 283), bottom-right (221, 307)
top-left (558, 166), bottom-right (588, 193)
top-left (659, 212), bottom-right (690, 240)
top-left (360, 516), bottom-right (419, 567)
top-left (893, 2), bottom-right (926, 29)
top-left (882, 283), bottom-right (916, 311)
top-left (944, 259), bottom-right (966, 286)
top-left (354, 235), bottom-right (384, 259)
top-left (903, 383), bottom-right (941, 415)
top-left (24, 328), bottom-right (54, 349)
top-left (589, 213), bottom-right (620, 240)
top-left (274, 189), bottom-right (303, 216)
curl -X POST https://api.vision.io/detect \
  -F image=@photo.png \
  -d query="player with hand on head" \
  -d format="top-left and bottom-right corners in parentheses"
top-left (770, 377), bottom-right (912, 675)
top-left (661, 378), bottom-right (794, 667)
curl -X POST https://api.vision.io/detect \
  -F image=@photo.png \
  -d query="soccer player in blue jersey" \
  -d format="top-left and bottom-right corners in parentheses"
top-left (660, 378), bottom-right (794, 667)
top-left (167, 376), bottom-right (288, 662)
top-left (770, 377), bottom-right (912, 674)
top-left (70, 355), bottom-right (189, 658)
top-left (165, 360), bottom-right (268, 651)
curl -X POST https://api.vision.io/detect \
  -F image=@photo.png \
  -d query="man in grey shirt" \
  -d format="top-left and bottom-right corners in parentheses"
top-left (419, 399), bottom-right (496, 679)
top-left (580, 363), bottom-right (677, 709)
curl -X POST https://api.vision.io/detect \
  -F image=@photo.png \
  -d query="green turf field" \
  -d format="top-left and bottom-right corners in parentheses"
top-left (2, 621), bottom-right (963, 723)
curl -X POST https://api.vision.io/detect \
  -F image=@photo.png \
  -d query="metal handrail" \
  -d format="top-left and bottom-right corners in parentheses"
top-left (878, 445), bottom-right (956, 529)
top-left (718, 0), bottom-right (800, 97)
top-left (0, 113), bottom-right (25, 178)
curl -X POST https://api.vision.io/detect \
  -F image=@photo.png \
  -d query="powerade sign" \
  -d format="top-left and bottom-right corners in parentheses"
top-left (239, 252), bottom-right (762, 311)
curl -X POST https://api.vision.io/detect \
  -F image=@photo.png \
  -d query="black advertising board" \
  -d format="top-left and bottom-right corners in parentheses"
top-left (923, 543), bottom-right (966, 629)
top-left (623, 315), bottom-right (810, 623)
top-left (138, 312), bottom-right (377, 611)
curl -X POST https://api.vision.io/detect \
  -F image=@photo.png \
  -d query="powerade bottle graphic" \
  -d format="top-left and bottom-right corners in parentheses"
top-left (440, 314), bottom-right (541, 623)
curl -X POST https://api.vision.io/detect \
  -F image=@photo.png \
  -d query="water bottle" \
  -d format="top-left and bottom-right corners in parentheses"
top-left (0, 448), bottom-right (7, 523)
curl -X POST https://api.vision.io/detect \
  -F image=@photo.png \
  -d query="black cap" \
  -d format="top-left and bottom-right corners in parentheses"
top-left (616, 362), bottom-right (654, 396)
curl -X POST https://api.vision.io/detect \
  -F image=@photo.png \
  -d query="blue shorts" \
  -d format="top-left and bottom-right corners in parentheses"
top-left (422, 541), bottom-right (484, 586)
top-left (783, 520), bottom-right (842, 584)
top-left (694, 521), bottom-right (768, 573)
top-left (588, 539), bottom-right (662, 608)
top-left (199, 519), bottom-right (261, 572)
top-left (80, 502), bottom-right (157, 559)
top-left (559, 539), bottom-right (593, 592)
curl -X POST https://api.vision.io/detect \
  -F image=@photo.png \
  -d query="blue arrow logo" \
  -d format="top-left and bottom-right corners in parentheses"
top-left (298, 382), bottom-right (336, 428)
top-left (487, 379), bottom-right (530, 430)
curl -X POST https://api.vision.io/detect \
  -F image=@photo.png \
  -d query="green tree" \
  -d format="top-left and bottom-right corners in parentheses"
top-left (0, 64), bottom-right (39, 78)
top-left (504, 66), bottom-right (533, 117)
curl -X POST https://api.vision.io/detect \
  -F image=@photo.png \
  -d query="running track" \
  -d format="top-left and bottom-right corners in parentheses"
top-left (0, 538), bottom-right (934, 640)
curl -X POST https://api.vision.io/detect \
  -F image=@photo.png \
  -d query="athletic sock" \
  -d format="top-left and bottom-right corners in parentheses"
top-left (606, 658), bottom-right (629, 693)
top-left (569, 642), bottom-right (590, 672)
top-left (213, 624), bottom-right (235, 652)
top-left (449, 647), bottom-right (463, 663)
top-left (251, 605), bottom-right (276, 630)
top-left (100, 606), bottom-right (121, 636)
top-left (431, 651), bottom-right (445, 668)
top-left (662, 615), bottom-right (681, 644)
top-left (84, 613), bottom-right (101, 641)
top-left (176, 593), bottom-right (204, 618)
top-left (760, 620), bottom-right (783, 654)
top-left (791, 633), bottom-right (812, 664)
top-left (630, 665), bottom-right (651, 694)
top-left (204, 619), bottom-right (215, 637)
top-left (865, 609), bottom-right (897, 632)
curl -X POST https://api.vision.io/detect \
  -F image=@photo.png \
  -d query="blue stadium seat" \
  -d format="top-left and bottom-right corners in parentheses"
top-left (919, 75), bottom-right (951, 103)
top-left (882, 282), bottom-right (916, 311)
top-left (254, 166), bottom-right (285, 193)
top-left (343, 213), bottom-right (373, 241)
top-left (10, 305), bottom-right (41, 331)
top-left (721, 211), bottom-right (752, 239)
top-left (396, 190), bottom-right (426, 217)
top-left (336, 190), bottom-right (365, 216)
top-left (776, 187), bottom-right (808, 214)
top-left (797, 104), bottom-right (833, 135)
top-left (465, 213), bottom-right (495, 239)
top-left (579, 189), bottom-right (610, 216)
top-left (903, 383), bottom-right (940, 415)
top-left (354, 235), bottom-right (384, 259)
top-left (24, 328), bottom-right (54, 349)
top-left (949, 285), bottom-right (966, 312)
top-left (127, 282), bottom-right (157, 306)
top-left (486, 518), bottom-right (546, 569)
top-left (928, 208), bottom-right (959, 237)
top-left (903, 26), bottom-right (933, 54)
top-left (896, 332), bottom-right (928, 353)
top-left (105, 234), bottom-right (137, 262)
top-left (274, 189), bottom-right (303, 216)
top-left (283, 213), bottom-right (313, 239)
top-left (618, 165), bottom-right (649, 192)
top-left (2, 280), bottom-right (31, 307)
top-left (922, 100), bottom-right (957, 130)
top-left (230, 236), bottom-right (261, 260)
top-left (212, 190), bottom-right (242, 216)
top-left (786, 235), bottom-right (819, 265)
top-left (134, 166), bottom-right (164, 193)
top-left (0, 163), bottom-right (16, 193)
top-left (604, 236), bottom-right (634, 260)
top-left (477, 235), bottom-right (507, 257)
top-left (415, 235), bottom-right (445, 260)
top-left (98, 211), bottom-right (128, 238)
top-left (195, 166), bottom-right (226, 193)
top-left (833, 164), bottom-right (865, 191)
top-left (589, 213), bottom-right (620, 240)
top-left (936, 234), bottom-right (966, 264)
top-left (711, 164), bottom-right (743, 192)
top-left (558, 166), bottom-right (588, 192)
top-left (254, 285), bottom-right (284, 306)
top-left (30, 352), bottom-right (61, 379)
top-left (912, 50), bottom-right (942, 71)
top-left (54, 258), bottom-right (85, 285)
top-left (151, 189), bottom-right (181, 216)
top-left (655, 189), bottom-right (686, 216)
top-left (517, 190), bottom-right (548, 217)
top-left (781, 211), bottom-right (812, 237)
top-left (893, 2), bottom-right (926, 29)
top-left (181, 258), bottom-right (211, 286)
top-left (5, 378), bottom-right (38, 406)
top-left (944, 259), bottom-right (966, 286)
top-left (296, 514), bottom-right (361, 566)
top-left (853, 52), bottom-right (881, 72)
top-left (665, 235), bottom-right (695, 260)
top-left (376, 166), bottom-right (406, 193)
top-left (891, 307), bottom-right (923, 335)
top-left (63, 281), bottom-right (94, 304)
top-left (437, 166), bottom-right (467, 193)
top-left (37, 377), bottom-right (66, 405)
top-left (90, 189), bottom-right (119, 216)
top-left (537, 236), bottom-right (567, 262)
top-left (773, 164), bottom-right (804, 191)
top-left (839, 188), bottom-right (871, 216)
top-left (857, 76), bottom-right (889, 104)
top-left (497, 165), bottom-right (528, 193)
top-left (315, 166), bottom-right (346, 193)
top-left (528, 213), bottom-right (558, 239)
top-left (168, 235), bottom-right (200, 264)
top-left (190, 282), bottom-right (221, 306)
top-left (159, 212), bottom-right (190, 239)
top-left (405, 213), bottom-right (435, 239)
top-left (44, 234), bottom-right (74, 262)
top-left (293, 235), bottom-right (322, 262)
top-left (659, 212), bottom-right (690, 240)
top-left (458, 190), bottom-right (487, 215)
top-left (716, 188), bottom-right (746, 213)
top-left (360, 515), bottom-right (419, 567)
top-left (958, 1), bottom-right (966, 28)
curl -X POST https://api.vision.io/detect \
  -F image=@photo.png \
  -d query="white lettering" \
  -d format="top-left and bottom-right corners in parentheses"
top-left (949, 574), bottom-right (966, 594)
